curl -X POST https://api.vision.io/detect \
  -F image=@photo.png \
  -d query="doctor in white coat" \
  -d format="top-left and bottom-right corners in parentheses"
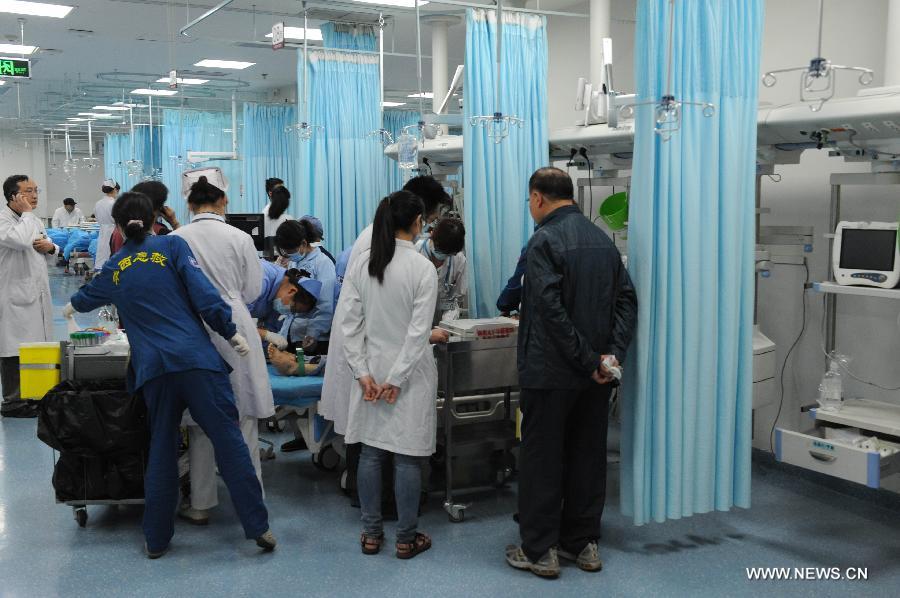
top-left (0, 175), bottom-right (59, 418)
top-left (93, 179), bottom-right (120, 272)
top-left (343, 190), bottom-right (438, 559)
top-left (172, 177), bottom-right (274, 524)
top-left (319, 175), bottom-right (452, 437)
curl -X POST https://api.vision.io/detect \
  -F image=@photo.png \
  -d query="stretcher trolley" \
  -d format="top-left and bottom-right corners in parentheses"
top-left (434, 330), bottom-right (520, 523)
top-left (36, 339), bottom-right (141, 527)
top-left (268, 366), bottom-right (341, 471)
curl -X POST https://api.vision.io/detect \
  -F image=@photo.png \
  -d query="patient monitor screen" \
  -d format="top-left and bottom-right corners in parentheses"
top-left (839, 229), bottom-right (897, 271)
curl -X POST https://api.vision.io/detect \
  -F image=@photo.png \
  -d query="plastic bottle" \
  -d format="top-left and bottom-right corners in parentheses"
top-left (818, 354), bottom-right (845, 412)
top-left (397, 133), bottom-right (419, 170)
top-left (295, 347), bottom-right (306, 377)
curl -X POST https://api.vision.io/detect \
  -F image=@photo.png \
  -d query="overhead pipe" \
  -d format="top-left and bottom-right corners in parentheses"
top-left (180, 0), bottom-right (234, 37)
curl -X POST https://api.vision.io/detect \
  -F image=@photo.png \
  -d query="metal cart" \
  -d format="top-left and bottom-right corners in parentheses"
top-left (54, 341), bottom-right (140, 527)
top-left (435, 336), bottom-right (519, 522)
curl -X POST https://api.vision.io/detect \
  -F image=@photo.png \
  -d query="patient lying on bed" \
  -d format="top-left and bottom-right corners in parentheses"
top-left (268, 344), bottom-right (322, 377)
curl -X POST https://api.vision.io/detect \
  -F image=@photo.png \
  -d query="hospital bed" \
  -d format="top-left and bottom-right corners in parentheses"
top-left (268, 366), bottom-right (341, 471)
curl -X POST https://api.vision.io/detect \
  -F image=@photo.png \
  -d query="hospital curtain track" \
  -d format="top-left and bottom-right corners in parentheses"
top-left (621, 0), bottom-right (764, 525)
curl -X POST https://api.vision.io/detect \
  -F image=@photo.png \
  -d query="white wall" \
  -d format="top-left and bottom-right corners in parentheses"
top-left (45, 160), bottom-right (105, 220)
top-left (0, 132), bottom-right (49, 218)
top-left (756, 0), bottom-right (900, 436)
top-left (545, 0), bottom-right (636, 132)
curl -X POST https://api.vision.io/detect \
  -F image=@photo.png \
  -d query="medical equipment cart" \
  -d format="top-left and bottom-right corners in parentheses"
top-left (435, 334), bottom-right (519, 522)
top-left (52, 340), bottom-right (140, 527)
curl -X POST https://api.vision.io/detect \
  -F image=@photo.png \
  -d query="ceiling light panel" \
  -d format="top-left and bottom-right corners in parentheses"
top-left (93, 105), bottom-right (128, 111)
top-left (0, 43), bottom-right (38, 54)
top-left (194, 59), bottom-right (255, 70)
top-left (0, 1), bottom-right (74, 18)
top-left (407, 92), bottom-right (433, 99)
top-left (352, 0), bottom-right (428, 7)
top-left (382, 101), bottom-right (407, 107)
top-left (155, 77), bottom-right (209, 85)
top-left (130, 88), bottom-right (178, 96)
top-left (265, 27), bottom-right (323, 41)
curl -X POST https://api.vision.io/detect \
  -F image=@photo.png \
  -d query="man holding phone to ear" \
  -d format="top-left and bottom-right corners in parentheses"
top-left (0, 175), bottom-right (58, 418)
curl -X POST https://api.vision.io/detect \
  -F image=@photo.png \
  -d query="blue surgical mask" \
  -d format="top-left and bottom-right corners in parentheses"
top-left (432, 246), bottom-right (451, 261)
top-left (273, 298), bottom-right (292, 315)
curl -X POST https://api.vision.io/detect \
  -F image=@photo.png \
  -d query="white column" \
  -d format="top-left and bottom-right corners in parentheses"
top-left (590, 0), bottom-right (612, 87)
top-left (885, 0), bottom-right (900, 86)
top-left (430, 19), bottom-right (450, 114)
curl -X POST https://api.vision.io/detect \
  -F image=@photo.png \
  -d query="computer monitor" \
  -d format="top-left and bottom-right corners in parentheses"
top-left (226, 214), bottom-right (265, 252)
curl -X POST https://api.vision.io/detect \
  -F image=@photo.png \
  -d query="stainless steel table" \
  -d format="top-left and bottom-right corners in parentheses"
top-left (435, 336), bottom-right (519, 522)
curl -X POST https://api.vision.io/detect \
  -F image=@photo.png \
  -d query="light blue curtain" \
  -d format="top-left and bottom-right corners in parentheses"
top-left (103, 128), bottom-right (161, 190)
top-left (463, 8), bottom-right (548, 317)
top-left (320, 22), bottom-right (377, 51)
top-left (161, 109), bottom-right (244, 225)
top-left (298, 48), bottom-right (382, 253)
top-left (242, 103), bottom-right (300, 216)
top-left (621, 0), bottom-right (764, 525)
top-left (383, 109), bottom-right (420, 193)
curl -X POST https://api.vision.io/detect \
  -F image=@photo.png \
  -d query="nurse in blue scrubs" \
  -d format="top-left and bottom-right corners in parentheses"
top-left (274, 219), bottom-right (336, 354)
top-left (63, 192), bottom-right (276, 558)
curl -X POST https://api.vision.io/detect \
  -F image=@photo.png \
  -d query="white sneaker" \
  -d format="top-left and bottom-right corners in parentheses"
top-left (178, 504), bottom-right (210, 526)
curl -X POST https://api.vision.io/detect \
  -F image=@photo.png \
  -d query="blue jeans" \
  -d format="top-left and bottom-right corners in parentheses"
top-left (141, 369), bottom-right (269, 552)
top-left (358, 444), bottom-right (424, 543)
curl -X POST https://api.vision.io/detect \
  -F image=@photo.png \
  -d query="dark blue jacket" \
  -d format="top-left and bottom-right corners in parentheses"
top-left (71, 235), bottom-right (236, 392)
top-left (518, 205), bottom-right (637, 390)
top-left (496, 246), bottom-right (527, 314)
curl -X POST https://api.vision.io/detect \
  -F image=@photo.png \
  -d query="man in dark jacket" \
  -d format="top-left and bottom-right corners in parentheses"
top-left (506, 167), bottom-right (637, 578)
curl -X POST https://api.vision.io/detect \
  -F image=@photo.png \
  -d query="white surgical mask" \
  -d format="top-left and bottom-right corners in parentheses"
top-left (273, 298), bottom-right (292, 316)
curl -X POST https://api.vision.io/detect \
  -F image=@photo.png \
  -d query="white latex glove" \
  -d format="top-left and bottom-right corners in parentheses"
top-left (229, 333), bottom-right (251, 356)
top-left (62, 303), bottom-right (76, 319)
top-left (264, 331), bottom-right (288, 350)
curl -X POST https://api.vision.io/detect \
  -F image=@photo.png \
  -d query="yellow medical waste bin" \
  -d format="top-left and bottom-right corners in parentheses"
top-left (19, 342), bottom-right (62, 400)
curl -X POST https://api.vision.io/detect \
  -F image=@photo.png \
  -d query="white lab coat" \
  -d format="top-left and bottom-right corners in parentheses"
top-left (0, 205), bottom-right (56, 358)
top-left (262, 203), bottom-right (292, 238)
top-left (415, 238), bottom-right (468, 324)
top-left (320, 225), bottom-right (372, 434)
top-left (93, 196), bottom-right (115, 270)
top-left (51, 206), bottom-right (85, 228)
top-left (172, 213), bottom-right (274, 419)
top-left (342, 240), bottom-right (439, 457)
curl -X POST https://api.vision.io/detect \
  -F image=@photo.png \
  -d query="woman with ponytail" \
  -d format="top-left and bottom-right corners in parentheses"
top-left (64, 191), bottom-right (276, 558)
top-left (342, 190), bottom-right (438, 560)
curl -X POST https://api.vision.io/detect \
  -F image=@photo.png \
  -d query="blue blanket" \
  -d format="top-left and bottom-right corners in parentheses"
top-left (63, 229), bottom-right (99, 260)
top-left (46, 228), bottom-right (71, 248)
top-left (269, 365), bottom-right (322, 409)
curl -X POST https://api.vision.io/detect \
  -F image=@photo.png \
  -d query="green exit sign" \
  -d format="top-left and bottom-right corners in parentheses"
top-left (0, 57), bottom-right (30, 79)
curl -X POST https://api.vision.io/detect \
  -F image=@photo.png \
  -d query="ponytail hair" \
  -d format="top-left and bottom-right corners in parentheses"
top-left (268, 186), bottom-right (291, 220)
top-left (368, 190), bottom-right (424, 284)
top-left (187, 176), bottom-right (225, 209)
top-left (111, 192), bottom-right (154, 242)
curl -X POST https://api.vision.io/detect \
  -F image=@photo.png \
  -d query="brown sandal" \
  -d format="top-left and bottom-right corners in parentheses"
top-left (361, 533), bottom-right (384, 555)
top-left (396, 532), bottom-right (432, 560)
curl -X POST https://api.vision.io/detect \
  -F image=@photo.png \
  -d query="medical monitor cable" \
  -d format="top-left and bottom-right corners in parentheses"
top-left (817, 296), bottom-right (900, 392)
top-left (769, 260), bottom-right (810, 454)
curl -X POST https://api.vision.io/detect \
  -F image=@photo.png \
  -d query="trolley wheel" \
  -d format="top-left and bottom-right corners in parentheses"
top-left (74, 507), bottom-right (88, 528)
top-left (312, 445), bottom-right (340, 472)
top-left (339, 468), bottom-right (350, 495)
top-left (448, 508), bottom-right (465, 523)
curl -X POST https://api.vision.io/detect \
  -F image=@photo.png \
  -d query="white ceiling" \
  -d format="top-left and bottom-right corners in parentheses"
top-left (0, 0), bottom-right (588, 135)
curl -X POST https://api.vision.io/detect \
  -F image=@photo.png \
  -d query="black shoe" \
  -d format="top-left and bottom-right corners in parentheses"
top-left (144, 542), bottom-right (169, 559)
top-left (280, 438), bottom-right (307, 453)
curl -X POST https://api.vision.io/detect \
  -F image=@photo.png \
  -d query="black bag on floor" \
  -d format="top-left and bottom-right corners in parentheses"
top-left (37, 379), bottom-right (148, 456)
top-left (53, 452), bottom-right (146, 501)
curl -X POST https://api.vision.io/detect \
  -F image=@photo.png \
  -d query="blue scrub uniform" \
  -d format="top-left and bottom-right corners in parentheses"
top-left (71, 234), bottom-right (268, 551)
top-left (288, 247), bottom-right (336, 342)
top-left (247, 259), bottom-right (286, 333)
